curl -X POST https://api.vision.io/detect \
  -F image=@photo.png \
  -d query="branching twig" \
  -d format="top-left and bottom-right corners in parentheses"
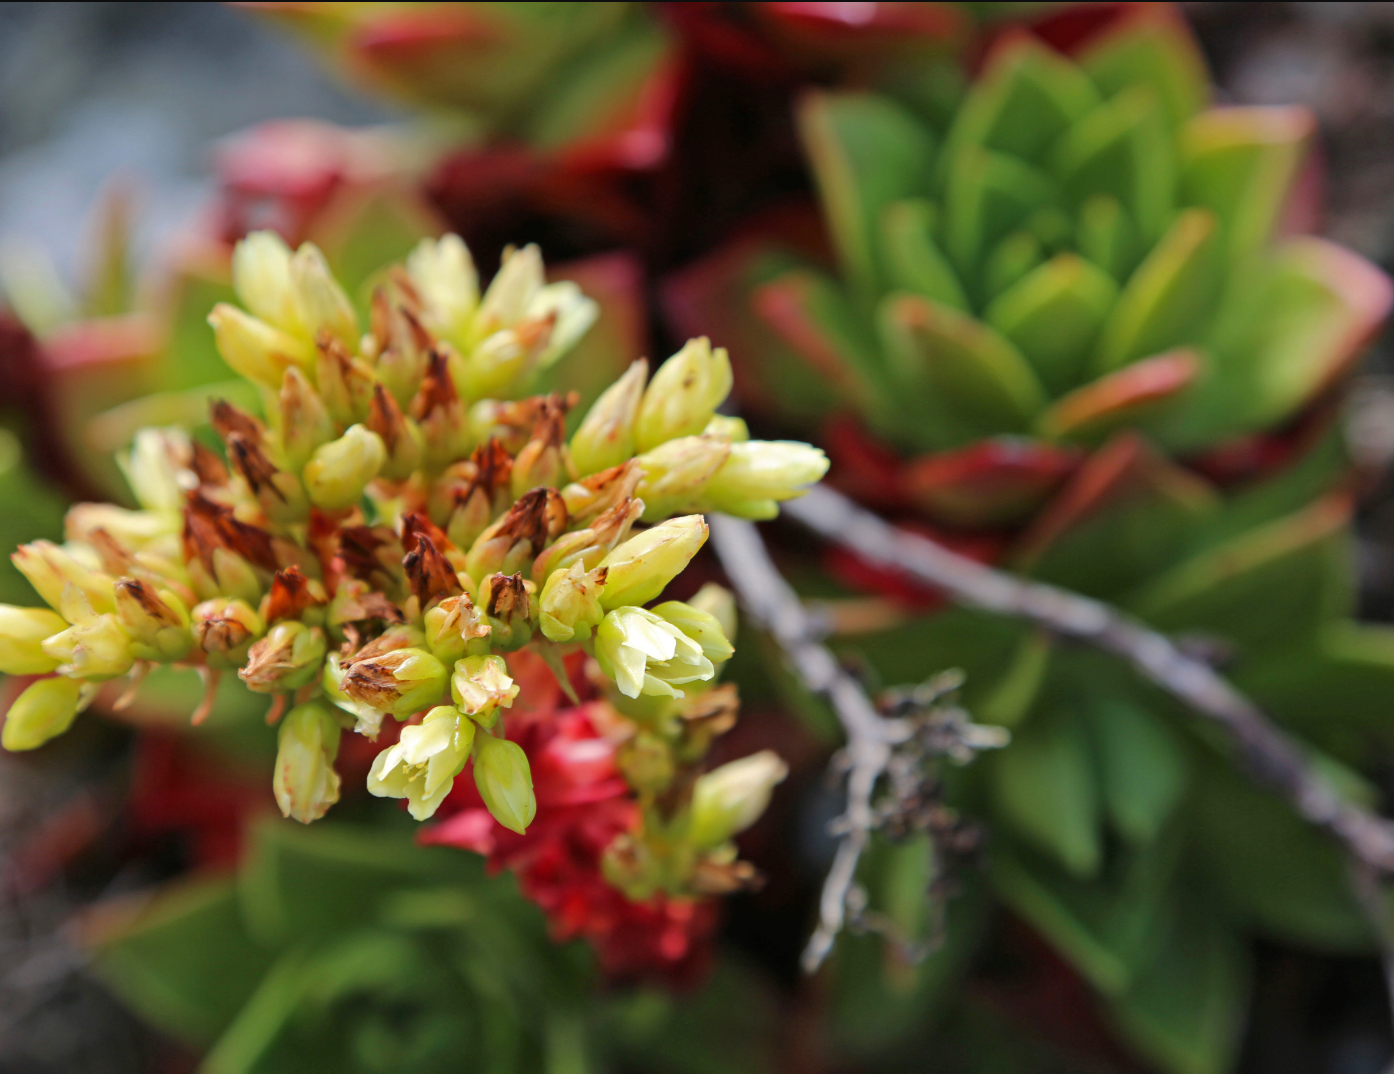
top-left (782, 484), bottom-right (1394, 874)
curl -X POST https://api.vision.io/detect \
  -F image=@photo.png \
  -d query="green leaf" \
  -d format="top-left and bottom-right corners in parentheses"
top-left (990, 705), bottom-right (1100, 877)
top-left (943, 146), bottom-right (1059, 280)
top-left (978, 230), bottom-right (1043, 303)
top-left (877, 293), bottom-right (1047, 438)
top-left (1181, 106), bottom-right (1313, 264)
top-left (1051, 84), bottom-right (1175, 244)
top-left (990, 829), bottom-right (1181, 994)
top-left (798, 91), bottom-right (936, 297)
top-left (1093, 208), bottom-right (1221, 374)
top-left (202, 951), bottom-right (309, 1074)
top-left (1087, 696), bottom-right (1187, 845)
top-left (986, 253), bottom-right (1118, 394)
top-left (1125, 495), bottom-right (1351, 652)
top-left (88, 877), bottom-right (275, 1046)
top-left (1034, 348), bottom-right (1199, 444)
top-left (1076, 193), bottom-right (1140, 282)
top-left (879, 199), bottom-right (969, 312)
top-left (1078, 9), bottom-right (1209, 131)
top-left (1107, 896), bottom-right (1248, 1074)
top-left (0, 433), bottom-right (68, 605)
top-left (976, 628), bottom-right (1052, 729)
top-left (1190, 758), bottom-right (1371, 951)
top-left (939, 37), bottom-right (1099, 168)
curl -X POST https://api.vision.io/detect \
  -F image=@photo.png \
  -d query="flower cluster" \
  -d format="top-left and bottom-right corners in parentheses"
top-left (0, 231), bottom-right (826, 844)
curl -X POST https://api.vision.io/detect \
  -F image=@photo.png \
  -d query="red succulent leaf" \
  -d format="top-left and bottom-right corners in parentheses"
top-left (1035, 348), bottom-right (1200, 442)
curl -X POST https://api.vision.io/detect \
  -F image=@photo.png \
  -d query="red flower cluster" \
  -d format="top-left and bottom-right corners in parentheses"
top-left (420, 652), bottom-right (719, 985)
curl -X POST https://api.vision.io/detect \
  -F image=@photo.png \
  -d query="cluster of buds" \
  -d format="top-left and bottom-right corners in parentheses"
top-left (0, 231), bottom-right (826, 848)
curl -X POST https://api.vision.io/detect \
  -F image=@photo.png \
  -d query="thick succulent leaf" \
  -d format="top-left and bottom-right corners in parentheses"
top-left (200, 950), bottom-right (309, 1074)
top-left (878, 293), bottom-right (1047, 439)
top-left (879, 199), bottom-right (969, 312)
top-left (1159, 237), bottom-right (1393, 451)
top-left (975, 628), bottom-right (1053, 729)
top-left (1015, 434), bottom-right (1220, 598)
top-left (986, 252), bottom-right (1118, 394)
top-left (88, 877), bottom-right (275, 1046)
top-left (1076, 7), bottom-right (1209, 131)
top-left (943, 145), bottom-right (1059, 281)
top-left (1125, 494), bottom-right (1352, 651)
top-left (990, 705), bottom-right (1101, 877)
top-left (1181, 106), bottom-right (1314, 264)
top-left (798, 90), bottom-right (936, 296)
top-left (1076, 192), bottom-right (1140, 282)
top-left (1190, 755), bottom-right (1371, 951)
top-left (0, 433), bottom-right (68, 604)
top-left (979, 230), bottom-right (1044, 303)
top-left (1086, 695), bottom-right (1188, 845)
top-left (1093, 207), bottom-right (1222, 374)
top-left (1035, 348), bottom-right (1199, 443)
top-left (990, 826), bottom-right (1182, 995)
top-left (755, 267), bottom-right (894, 423)
top-left (939, 35), bottom-right (1099, 170)
top-left (1106, 896), bottom-right (1248, 1074)
top-left (1051, 84), bottom-right (1175, 244)
top-left (900, 436), bottom-right (1082, 527)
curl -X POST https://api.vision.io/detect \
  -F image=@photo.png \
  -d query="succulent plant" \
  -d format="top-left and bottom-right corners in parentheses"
top-left (669, 6), bottom-right (1391, 526)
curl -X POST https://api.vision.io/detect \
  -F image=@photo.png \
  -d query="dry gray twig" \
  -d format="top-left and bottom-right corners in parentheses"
top-left (782, 484), bottom-right (1394, 874)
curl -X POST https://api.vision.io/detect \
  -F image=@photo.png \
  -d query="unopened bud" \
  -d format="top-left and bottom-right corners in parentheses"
top-left (651, 600), bottom-right (734, 666)
top-left (568, 359), bottom-right (648, 478)
top-left (208, 303), bottom-right (312, 387)
top-left (688, 750), bottom-right (788, 849)
top-left (275, 367), bottom-right (335, 472)
top-left (192, 597), bottom-right (264, 668)
top-left (595, 605), bottom-right (716, 700)
top-left (2, 676), bottom-right (86, 751)
top-left (472, 730), bottom-right (536, 834)
top-left (13, 541), bottom-right (115, 615)
top-left (406, 234), bottom-right (478, 340)
top-left (119, 428), bottom-right (194, 513)
top-left (634, 338), bottom-right (733, 452)
top-left (273, 701), bottom-right (342, 823)
top-left (41, 612), bottom-right (134, 681)
top-left (450, 654), bottom-right (518, 726)
top-left (289, 242), bottom-right (357, 346)
top-left (477, 244), bottom-right (544, 332)
top-left (539, 562), bottom-right (607, 643)
top-left (114, 580), bottom-right (192, 662)
top-left (695, 441), bottom-right (829, 519)
top-left (480, 572), bottom-right (533, 651)
top-left (239, 621), bottom-right (327, 693)
top-left (341, 646), bottom-right (447, 718)
top-left (232, 231), bottom-right (302, 334)
top-left (368, 704), bottom-right (476, 821)
top-left (316, 334), bottom-right (377, 427)
top-left (599, 515), bottom-right (708, 610)
top-left (367, 383), bottom-right (425, 481)
top-left (412, 350), bottom-right (471, 470)
top-left (423, 593), bottom-right (490, 663)
top-left (322, 651), bottom-right (387, 738)
top-left (686, 582), bottom-right (738, 645)
top-left (303, 425), bottom-right (386, 510)
top-left (227, 433), bottom-right (309, 524)
top-left (634, 434), bottom-right (732, 521)
top-left (0, 606), bottom-right (67, 675)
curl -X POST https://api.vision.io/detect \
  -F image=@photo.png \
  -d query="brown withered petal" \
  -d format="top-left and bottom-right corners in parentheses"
top-left (400, 512), bottom-right (452, 555)
top-left (183, 492), bottom-right (279, 571)
top-left (265, 566), bottom-right (324, 623)
top-left (514, 310), bottom-right (558, 355)
top-left (337, 526), bottom-right (404, 584)
top-left (528, 391), bottom-right (575, 450)
top-left (497, 487), bottom-right (568, 550)
top-left (227, 433), bottom-right (287, 502)
top-left (679, 683), bottom-right (740, 738)
top-left (330, 586), bottom-right (406, 629)
top-left (486, 572), bottom-right (530, 622)
top-left (342, 660), bottom-right (404, 709)
top-left (562, 460), bottom-right (644, 522)
top-left (190, 441), bottom-right (230, 487)
top-left (344, 624), bottom-right (420, 665)
top-left (196, 613), bottom-right (254, 655)
top-left (403, 533), bottom-right (462, 607)
top-left (410, 349), bottom-right (458, 420)
top-left (367, 383), bottom-right (410, 454)
top-left (88, 528), bottom-right (136, 576)
top-left (210, 399), bottom-right (266, 446)
top-left (689, 859), bottom-right (762, 896)
top-left (115, 578), bottom-right (183, 628)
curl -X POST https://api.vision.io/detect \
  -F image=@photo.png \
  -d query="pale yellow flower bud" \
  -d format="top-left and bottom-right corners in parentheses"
top-left (12, 541), bottom-right (116, 615)
top-left (634, 434), bottom-right (732, 521)
top-left (634, 338), bottom-right (733, 452)
top-left (273, 701), bottom-right (342, 824)
top-left (114, 580), bottom-right (192, 662)
top-left (302, 425), bottom-right (386, 510)
top-left (695, 440), bottom-right (829, 520)
top-left (0, 605), bottom-right (67, 675)
top-left (423, 594), bottom-right (490, 664)
top-left (275, 367), bottom-right (335, 472)
top-left (598, 515), bottom-right (708, 611)
top-left (527, 281), bottom-right (598, 368)
top-left (406, 234), bottom-right (478, 340)
top-left (687, 750), bottom-right (788, 849)
top-left (538, 561), bottom-right (607, 643)
top-left (595, 605), bottom-right (716, 699)
top-left (232, 230), bottom-right (302, 334)
top-left (569, 359), bottom-right (647, 478)
top-left (2, 676), bottom-right (87, 751)
top-left (450, 654), bottom-right (519, 726)
top-left (650, 600), bottom-right (734, 666)
top-left (290, 242), bottom-right (357, 345)
top-left (41, 610), bottom-right (133, 681)
top-left (477, 244), bottom-right (544, 332)
top-left (368, 704), bottom-right (476, 821)
top-left (208, 303), bottom-right (312, 387)
top-left (686, 582), bottom-right (738, 645)
top-left (472, 730), bottom-right (536, 834)
top-left (118, 428), bottom-right (194, 513)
